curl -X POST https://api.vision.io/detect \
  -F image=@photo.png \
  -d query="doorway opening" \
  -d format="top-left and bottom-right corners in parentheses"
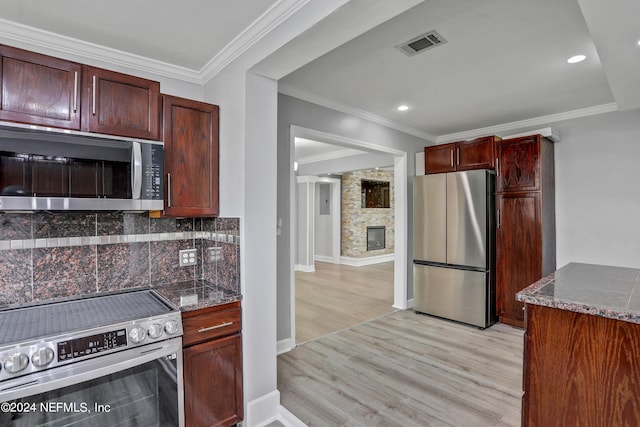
top-left (288, 125), bottom-right (408, 347)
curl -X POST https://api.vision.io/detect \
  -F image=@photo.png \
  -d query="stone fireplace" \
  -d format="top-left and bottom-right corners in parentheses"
top-left (367, 226), bottom-right (386, 251)
top-left (341, 168), bottom-right (394, 258)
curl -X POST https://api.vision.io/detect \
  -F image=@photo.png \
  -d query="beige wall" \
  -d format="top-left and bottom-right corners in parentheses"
top-left (341, 169), bottom-right (395, 257)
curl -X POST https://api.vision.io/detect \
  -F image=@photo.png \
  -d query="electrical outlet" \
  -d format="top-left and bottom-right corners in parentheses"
top-left (207, 247), bottom-right (222, 263)
top-left (179, 249), bottom-right (197, 267)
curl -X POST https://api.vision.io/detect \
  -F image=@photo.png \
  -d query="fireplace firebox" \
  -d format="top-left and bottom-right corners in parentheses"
top-left (367, 226), bottom-right (386, 251)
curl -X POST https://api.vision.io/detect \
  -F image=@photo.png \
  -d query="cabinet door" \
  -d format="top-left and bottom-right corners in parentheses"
top-left (184, 334), bottom-right (243, 427)
top-left (163, 95), bottom-right (219, 217)
top-left (497, 136), bottom-right (540, 192)
top-left (424, 143), bottom-right (455, 174)
top-left (0, 45), bottom-right (81, 129)
top-left (456, 136), bottom-right (496, 171)
top-left (82, 66), bottom-right (160, 139)
top-left (496, 193), bottom-right (541, 327)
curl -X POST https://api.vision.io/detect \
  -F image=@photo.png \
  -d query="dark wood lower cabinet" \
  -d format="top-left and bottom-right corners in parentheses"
top-left (184, 334), bottom-right (243, 427)
top-left (523, 304), bottom-right (640, 426)
top-left (182, 302), bottom-right (243, 427)
top-left (496, 193), bottom-right (541, 327)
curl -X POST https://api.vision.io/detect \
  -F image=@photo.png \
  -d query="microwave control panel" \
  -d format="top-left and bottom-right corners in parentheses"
top-left (141, 144), bottom-right (163, 200)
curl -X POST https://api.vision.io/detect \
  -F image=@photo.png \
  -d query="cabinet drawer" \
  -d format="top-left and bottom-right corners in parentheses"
top-left (182, 302), bottom-right (241, 347)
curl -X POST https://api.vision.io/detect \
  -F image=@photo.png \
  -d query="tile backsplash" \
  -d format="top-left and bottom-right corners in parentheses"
top-left (0, 212), bottom-right (240, 307)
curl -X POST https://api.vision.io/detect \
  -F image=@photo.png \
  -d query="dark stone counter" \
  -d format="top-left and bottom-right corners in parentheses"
top-left (516, 262), bottom-right (640, 324)
top-left (153, 279), bottom-right (242, 312)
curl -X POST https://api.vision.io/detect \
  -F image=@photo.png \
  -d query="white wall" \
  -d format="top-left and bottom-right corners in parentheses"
top-left (315, 182), bottom-right (334, 260)
top-left (296, 179), bottom-right (314, 270)
top-left (551, 109), bottom-right (640, 269)
top-left (498, 109), bottom-right (640, 269)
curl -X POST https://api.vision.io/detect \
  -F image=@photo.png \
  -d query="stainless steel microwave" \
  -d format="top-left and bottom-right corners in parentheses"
top-left (0, 121), bottom-right (163, 211)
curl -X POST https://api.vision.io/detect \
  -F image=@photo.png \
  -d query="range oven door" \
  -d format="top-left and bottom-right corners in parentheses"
top-left (0, 337), bottom-right (183, 427)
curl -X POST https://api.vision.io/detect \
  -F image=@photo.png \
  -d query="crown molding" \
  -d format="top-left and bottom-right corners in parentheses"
top-left (279, 85), bottom-right (437, 142)
top-left (199, 0), bottom-right (312, 83)
top-left (435, 102), bottom-right (619, 143)
top-left (0, 18), bottom-right (203, 84)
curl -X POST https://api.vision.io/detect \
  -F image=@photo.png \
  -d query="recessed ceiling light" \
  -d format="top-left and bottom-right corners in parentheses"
top-left (637, 39), bottom-right (640, 46)
top-left (397, 105), bottom-right (409, 111)
top-left (567, 54), bottom-right (586, 64)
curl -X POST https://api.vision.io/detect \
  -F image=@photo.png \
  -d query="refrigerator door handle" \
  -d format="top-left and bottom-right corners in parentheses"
top-left (497, 209), bottom-right (501, 229)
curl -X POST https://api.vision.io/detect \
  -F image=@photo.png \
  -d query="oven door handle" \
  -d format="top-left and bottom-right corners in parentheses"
top-left (0, 338), bottom-right (183, 408)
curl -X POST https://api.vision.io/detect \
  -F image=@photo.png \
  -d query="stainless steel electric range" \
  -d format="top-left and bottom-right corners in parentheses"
top-left (0, 289), bottom-right (184, 427)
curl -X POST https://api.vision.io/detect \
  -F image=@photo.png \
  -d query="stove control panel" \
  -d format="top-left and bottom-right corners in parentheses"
top-left (0, 307), bottom-right (182, 381)
top-left (58, 329), bottom-right (127, 362)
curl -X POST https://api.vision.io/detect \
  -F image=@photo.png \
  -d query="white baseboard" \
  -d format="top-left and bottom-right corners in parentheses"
top-left (405, 298), bottom-right (414, 309)
top-left (277, 338), bottom-right (295, 355)
top-left (340, 253), bottom-right (394, 266)
top-left (246, 390), bottom-right (280, 427)
top-left (294, 264), bottom-right (315, 272)
top-left (246, 395), bottom-right (307, 427)
top-left (277, 405), bottom-right (307, 427)
top-left (314, 254), bottom-right (337, 264)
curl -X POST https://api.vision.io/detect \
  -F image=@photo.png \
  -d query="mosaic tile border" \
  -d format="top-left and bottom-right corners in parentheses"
top-left (0, 232), bottom-right (240, 251)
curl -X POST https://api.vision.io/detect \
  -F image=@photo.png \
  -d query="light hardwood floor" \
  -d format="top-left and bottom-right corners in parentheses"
top-left (295, 261), bottom-right (395, 343)
top-left (279, 310), bottom-right (524, 426)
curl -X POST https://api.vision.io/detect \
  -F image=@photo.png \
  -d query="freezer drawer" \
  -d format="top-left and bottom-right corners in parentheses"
top-left (413, 264), bottom-right (489, 328)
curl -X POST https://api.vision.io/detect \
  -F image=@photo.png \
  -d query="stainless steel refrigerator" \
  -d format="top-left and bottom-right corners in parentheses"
top-left (413, 170), bottom-right (496, 328)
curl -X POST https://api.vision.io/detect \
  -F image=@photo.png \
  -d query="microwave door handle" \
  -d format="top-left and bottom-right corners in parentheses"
top-left (132, 142), bottom-right (142, 200)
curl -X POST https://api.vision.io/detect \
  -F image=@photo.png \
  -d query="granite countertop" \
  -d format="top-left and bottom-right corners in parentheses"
top-left (152, 280), bottom-right (242, 312)
top-left (516, 262), bottom-right (640, 324)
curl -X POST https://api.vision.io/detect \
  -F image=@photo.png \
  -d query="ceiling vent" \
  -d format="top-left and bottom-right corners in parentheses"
top-left (395, 31), bottom-right (447, 57)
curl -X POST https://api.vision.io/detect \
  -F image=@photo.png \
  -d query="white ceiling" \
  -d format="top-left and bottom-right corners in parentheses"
top-left (280, 0), bottom-right (640, 141)
top-left (0, 0), bottom-right (639, 144)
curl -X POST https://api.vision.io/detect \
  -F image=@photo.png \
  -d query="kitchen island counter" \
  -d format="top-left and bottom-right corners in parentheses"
top-left (516, 261), bottom-right (640, 323)
top-left (517, 262), bottom-right (640, 426)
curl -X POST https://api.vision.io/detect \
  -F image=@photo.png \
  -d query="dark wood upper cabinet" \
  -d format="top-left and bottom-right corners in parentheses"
top-left (424, 143), bottom-right (456, 174)
top-left (496, 136), bottom-right (540, 192)
top-left (162, 95), bottom-right (219, 217)
top-left (81, 66), bottom-right (160, 140)
top-left (424, 136), bottom-right (498, 174)
top-left (495, 134), bottom-right (555, 328)
top-left (0, 45), bottom-right (81, 129)
top-left (456, 136), bottom-right (497, 171)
